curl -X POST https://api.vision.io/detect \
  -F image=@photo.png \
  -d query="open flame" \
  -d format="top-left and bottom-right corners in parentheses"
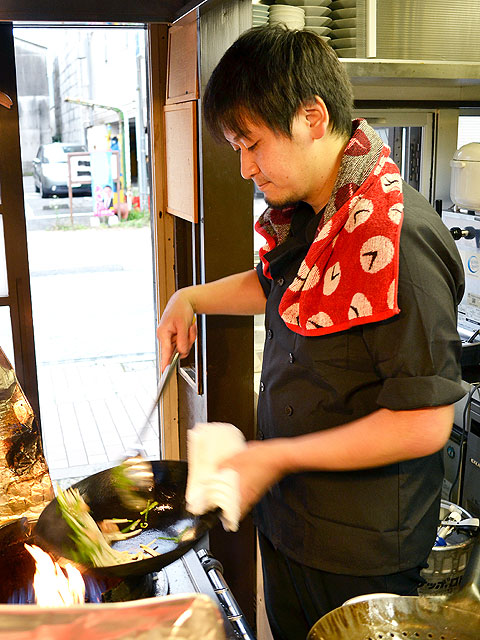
top-left (24, 544), bottom-right (85, 606)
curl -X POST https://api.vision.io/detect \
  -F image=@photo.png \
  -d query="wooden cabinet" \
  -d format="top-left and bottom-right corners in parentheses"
top-left (164, 101), bottom-right (198, 223)
top-left (166, 16), bottom-right (198, 104)
top-left (164, 10), bottom-right (198, 223)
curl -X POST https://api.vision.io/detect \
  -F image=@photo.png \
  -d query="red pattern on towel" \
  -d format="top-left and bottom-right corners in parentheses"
top-left (255, 119), bottom-right (404, 336)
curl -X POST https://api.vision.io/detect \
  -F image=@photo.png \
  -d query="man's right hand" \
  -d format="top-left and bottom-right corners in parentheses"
top-left (156, 270), bottom-right (267, 371)
top-left (157, 288), bottom-right (197, 372)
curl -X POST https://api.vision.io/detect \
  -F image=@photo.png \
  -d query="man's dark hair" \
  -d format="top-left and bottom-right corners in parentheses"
top-left (203, 25), bottom-right (354, 142)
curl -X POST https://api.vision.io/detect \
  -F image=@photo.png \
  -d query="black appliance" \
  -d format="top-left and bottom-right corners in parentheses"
top-left (443, 423), bottom-right (467, 505)
top-left (463, 408), bottom-right (480, 518)
top-left (444, 385), bottom-right (480, 518)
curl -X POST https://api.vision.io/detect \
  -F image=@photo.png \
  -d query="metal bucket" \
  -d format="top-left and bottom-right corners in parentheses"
top-left (419, 500), bottom-right (474, 595)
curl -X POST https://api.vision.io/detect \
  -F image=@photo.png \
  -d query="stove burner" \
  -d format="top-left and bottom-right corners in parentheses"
top-left (0, 519), bottom-right (169, 605)
top-left (0, 522), bottom-right (254, 640)
top-left (102, 570), bottom-right (168, 602)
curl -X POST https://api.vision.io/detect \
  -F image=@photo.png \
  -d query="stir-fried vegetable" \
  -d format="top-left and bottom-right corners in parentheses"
top-left (56, 487), bottom-right (145, 567)
top-left (156, 526), bottom-right (195, 544)
top-left (56, 489), bottom-right (194, 568)
top-left (119, 500), bottom-right (160, 533)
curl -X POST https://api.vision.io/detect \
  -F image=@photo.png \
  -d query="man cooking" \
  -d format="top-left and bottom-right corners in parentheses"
top-left (157, 26), bottom-right (466, 640)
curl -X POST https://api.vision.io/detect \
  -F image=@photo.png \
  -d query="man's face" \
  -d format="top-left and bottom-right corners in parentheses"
top-left (224, 115), bottom-right (318, 210)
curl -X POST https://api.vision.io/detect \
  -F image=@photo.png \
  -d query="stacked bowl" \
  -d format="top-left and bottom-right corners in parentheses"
top-left (269, 4), bottom-right (305, 30)
top-left (252, 2), bottom-right (270, 27)
top-left (329, 0), bottom-right (356, 57)
top-left (272, 0), bottom-right (332, 38)
top-left (302, 3), bottom-right (332, 40)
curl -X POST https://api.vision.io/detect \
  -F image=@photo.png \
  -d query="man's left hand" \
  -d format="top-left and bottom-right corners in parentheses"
top-left (219, 440), bottom-right (288, 518)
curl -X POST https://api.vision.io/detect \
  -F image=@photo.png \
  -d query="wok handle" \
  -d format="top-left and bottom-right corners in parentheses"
top-left (447, 536), bottom-right (480, 606)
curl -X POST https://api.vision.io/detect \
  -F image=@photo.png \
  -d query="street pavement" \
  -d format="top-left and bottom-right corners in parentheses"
top-left (27, 225), bottom-right (157, 365)
top-left (23, 175), bottom-right (157, 364)
top-left (23, 175), bottom-right (95, 230)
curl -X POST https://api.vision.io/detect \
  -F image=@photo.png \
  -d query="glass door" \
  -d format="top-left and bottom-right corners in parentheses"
top-left (8, 23), bottom-right (159, 489)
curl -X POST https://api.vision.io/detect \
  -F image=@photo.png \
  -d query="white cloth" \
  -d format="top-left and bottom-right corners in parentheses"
top-left (186, 422), bottom-right (247, 532)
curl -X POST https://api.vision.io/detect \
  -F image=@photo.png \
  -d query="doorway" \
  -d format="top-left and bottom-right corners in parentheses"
top-left (12, 24), bottom-right (158, 488)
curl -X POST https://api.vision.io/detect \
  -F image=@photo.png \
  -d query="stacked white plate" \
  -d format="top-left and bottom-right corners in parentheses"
top-left (276, 0), bottom-right (330, 5)
top-left (329, 0), bottom-right (356, 57)
top-left (252, 2), bottom-right (270, 26)
top-left (269, 4), bottom-right (305, 30)
top-left (302, 5), bottom-right (332, 38)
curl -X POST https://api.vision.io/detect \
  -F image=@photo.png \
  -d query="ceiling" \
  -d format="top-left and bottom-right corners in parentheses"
top-left (0, 0), bottom-right (206, 24)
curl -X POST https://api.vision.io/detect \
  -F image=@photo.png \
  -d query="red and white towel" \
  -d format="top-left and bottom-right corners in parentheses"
top-left (256, 119), bottom-right (404, 336)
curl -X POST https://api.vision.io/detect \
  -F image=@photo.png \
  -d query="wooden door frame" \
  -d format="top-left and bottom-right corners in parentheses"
top-left (147, 23), bottom-right (181, 460)
top-left (0, 22), bottom-right (39, 420)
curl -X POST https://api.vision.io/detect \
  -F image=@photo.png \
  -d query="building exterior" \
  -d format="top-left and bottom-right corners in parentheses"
top-left (14, 28), bottom-right (148, 199)
top-left (13, 38), bottom-right (50, 173)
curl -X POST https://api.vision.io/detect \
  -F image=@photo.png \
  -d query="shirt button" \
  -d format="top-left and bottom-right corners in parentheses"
top-left (257, 430), bottom-right (265, 440)
top-left (277, 277), bottom-right (285, 286)
top-left (284, 405), bottom-right (294, 416)
top-left (267, 329), bottom-right (273, 340)
top-left (288, 352), bottom-right (295, 364)
top-left (259, 381), bottom-right (265, 392)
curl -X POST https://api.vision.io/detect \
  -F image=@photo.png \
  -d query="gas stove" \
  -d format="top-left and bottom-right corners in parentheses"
top-left (161, 540), bottom-right (255, 640)
top-left (0, 521), bottom-right (255, 639)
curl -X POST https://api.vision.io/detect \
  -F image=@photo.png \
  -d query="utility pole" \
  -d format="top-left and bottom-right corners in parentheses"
top-left (135, 32), bottom-right (149, 212)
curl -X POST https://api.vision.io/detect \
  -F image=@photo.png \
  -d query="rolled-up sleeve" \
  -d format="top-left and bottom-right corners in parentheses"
top-left (362, 188), bottom-right (466, 411)
top-left (256, 261), bottom-right (272, 299)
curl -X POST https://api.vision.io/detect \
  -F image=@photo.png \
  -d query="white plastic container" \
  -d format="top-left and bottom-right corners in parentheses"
top-left (450, 143), bottom-right (480, 211)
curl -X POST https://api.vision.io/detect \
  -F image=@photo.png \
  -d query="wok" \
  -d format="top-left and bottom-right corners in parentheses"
top-left (34, 460), bottom-right (219, 578)
top-left (308, 536), bottom-right (480, 640)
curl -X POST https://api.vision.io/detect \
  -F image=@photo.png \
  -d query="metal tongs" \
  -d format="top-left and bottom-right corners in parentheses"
top-left (117, 351), bottom-right (180, 510)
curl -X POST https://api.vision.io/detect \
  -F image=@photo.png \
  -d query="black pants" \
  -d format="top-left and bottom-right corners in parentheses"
top-left (258, 531), bottom-right (425, 640)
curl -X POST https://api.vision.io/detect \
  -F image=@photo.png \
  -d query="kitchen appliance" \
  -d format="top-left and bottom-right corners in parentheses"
top-left (439, 211), bottom-right (480, 521)
top-left (443, 383), bottom-right (480, 521)
top-left (442, 210), bottom-right (480, 351)
top-left (443, 420), bottom-right (468, 504)
top-left (0, 518), bottom-right (255, 640)
top-left (443, 382), bottom-right (472, 504)
top-left (307, 537), bottom-right (480, 640)
top-left (450, 143), bottom-right (480, 212)
top-left (463, 401), bottom-right (480, 519)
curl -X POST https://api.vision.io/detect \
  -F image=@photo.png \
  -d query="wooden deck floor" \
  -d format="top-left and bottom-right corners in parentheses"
top-left (37, 355), bottom-right (158, 488)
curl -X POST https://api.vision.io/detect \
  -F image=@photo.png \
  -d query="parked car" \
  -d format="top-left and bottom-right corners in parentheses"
top-left (32, 143), bottom-right (92, 198)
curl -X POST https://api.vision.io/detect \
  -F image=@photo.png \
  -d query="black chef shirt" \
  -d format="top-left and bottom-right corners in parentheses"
top-left (254, 181), bottom-right (466, 575)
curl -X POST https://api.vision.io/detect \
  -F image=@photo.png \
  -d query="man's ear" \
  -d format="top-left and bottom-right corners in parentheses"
top-left (303, 96), bottom-right (329, 140)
